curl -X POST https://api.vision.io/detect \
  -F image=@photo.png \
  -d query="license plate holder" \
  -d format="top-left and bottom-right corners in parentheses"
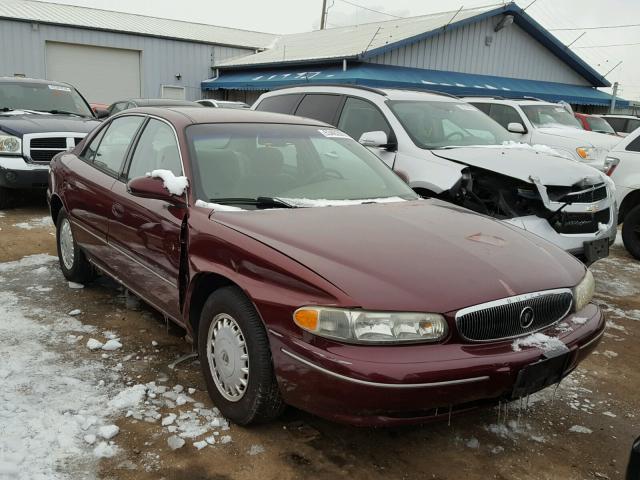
top-left (512, 347), bottom-right (569, 399)
top-left (583, 237), bottom-right (609, 265)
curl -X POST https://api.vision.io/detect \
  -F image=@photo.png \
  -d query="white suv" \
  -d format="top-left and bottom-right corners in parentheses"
top-left (464, 97), bottom-right (621, 170)
top-left (604, 128), bottom-right (640, 258)
top-left (254, 86), bottom-right (617, 264)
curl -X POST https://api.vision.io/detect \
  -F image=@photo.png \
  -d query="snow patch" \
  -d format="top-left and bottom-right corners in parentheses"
top-left (108, 384), bottom-right (148, 410)
top-left (167, 435), bottom-right (185, 450)
top-left (195, 199), bottom-right (245, 212)
top-left (512, 333), bottom-right (565, 352)
top-left (98, 425), bottom-right (120, 440)
top-left (569, 425), bottom-right (592, 434)
top-left (12, 216), bottom-right (53, 230)
top-left (86, 338), bottom-right (103, 350)
top-left (279, 196), bottom-right (407, 207)
top-left (149, 169), bottom-right (189, 196)
top-left (93, 441), bottom-right (118, 458)
top-left (102, 339), bottom-right (123, 351)
top-left (68, 281), bottom-right (84, 289)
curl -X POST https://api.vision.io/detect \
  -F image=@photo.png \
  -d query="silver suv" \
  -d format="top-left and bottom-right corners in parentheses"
top-left (254, 86), bottom-right (616, 264)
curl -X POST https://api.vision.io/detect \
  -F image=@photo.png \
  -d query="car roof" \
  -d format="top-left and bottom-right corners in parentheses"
top-left (261, 85), bottom-right (460, 102)
top-left (463, 97), bottom-right (555, 106)
top-left (0, 76), bottom-right (73, 88)
top-left (600, 114), bottom-right (638, 119)
top-left (128, 99), bottom-right (202, 107)
top-left (121, 106), bottom-right (332, 126)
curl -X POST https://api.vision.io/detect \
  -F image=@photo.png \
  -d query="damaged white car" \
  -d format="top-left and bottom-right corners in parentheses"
top-left (254, 86), bottom-right (617, 264)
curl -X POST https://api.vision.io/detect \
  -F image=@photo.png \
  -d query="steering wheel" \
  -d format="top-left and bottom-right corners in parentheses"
top-left (446, 131), bottom-right (465, 141)
top-left (306, 168), bottom-right (345, 183)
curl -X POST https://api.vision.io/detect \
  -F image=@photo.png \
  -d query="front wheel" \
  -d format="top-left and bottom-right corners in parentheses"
top-left (198, 287), bottom-right (284, 425)
top-left (56, 208), bottom-right (95, 283)
top-left (622, 204), bottom-right (640, 260)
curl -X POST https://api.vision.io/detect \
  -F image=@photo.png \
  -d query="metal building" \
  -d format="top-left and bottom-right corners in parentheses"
top-left (0, 0), bottom-right (275, 103)
top-left (203, 3), bottom-right (626, 110)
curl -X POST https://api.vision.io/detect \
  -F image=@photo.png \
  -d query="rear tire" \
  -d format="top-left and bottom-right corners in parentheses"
top-left (622, 204), bottom-right (640, 260)
top-left (0, 187), bottom-right (13, 210)
top-left (55, 208), bottom-right (95, 283)
top-left (198, 286), bottom-right (284, 425)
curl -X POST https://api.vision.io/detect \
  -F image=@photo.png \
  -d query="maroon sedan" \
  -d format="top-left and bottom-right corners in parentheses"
top-left (48, 107), bottom-right (604, 426)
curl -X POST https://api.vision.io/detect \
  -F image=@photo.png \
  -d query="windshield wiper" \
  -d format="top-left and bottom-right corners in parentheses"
top-left (209, 197), bottom-right (296, 209)
top-left (40, 109), bottom-right (86, 117)
top-left (0, 107), bottom-right (14, 112)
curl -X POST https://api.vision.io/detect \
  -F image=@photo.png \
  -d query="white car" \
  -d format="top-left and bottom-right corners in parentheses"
top-left (604, 128), bottom-right (640, 258)
top-left (253, 85), bottom-right (616, 264)
top-left (599, 115), bottom-right (640, 137)
top-left (464, 97), bottom-right (621, 170)
top-left (196, 99), bottom-right (250, 109)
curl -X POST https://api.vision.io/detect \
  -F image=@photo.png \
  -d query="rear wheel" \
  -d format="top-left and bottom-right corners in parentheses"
top-left (622, 204), bottom-right (640, 260)
top-left (198, 287), bottom-right (284, 425)
top-left (55, 208), bottom-right (95, 283)
top-left (0, 187), bottom-right (13, 209)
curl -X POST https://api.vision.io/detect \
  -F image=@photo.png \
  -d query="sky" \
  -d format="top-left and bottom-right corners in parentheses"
top-left (39, 0), bottom-right (640, 100)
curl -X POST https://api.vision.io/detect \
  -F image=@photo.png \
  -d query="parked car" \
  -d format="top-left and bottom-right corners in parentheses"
top-left (0, 76), bottom-right (102, 208)
top-left (628, 437), bottom-right (640, 480)
top-left (89, 102), bottom-right (109, 117)
top-left (464, 96), bottom-right (621, 170)
top-left (599, 114), bottom-right (640, 137)
top-left (603, 128), bottom-right (640, 258)
top-left (48, 106), bottom-right (604, 426)
top-left (254, 86), bottom-right (616, 264)
top-left (196, 99), bottom-right (250, 109)
top-left (574, 112), bottom-right (618, 136)
top-left (107, 98), bottom-right (202, 116)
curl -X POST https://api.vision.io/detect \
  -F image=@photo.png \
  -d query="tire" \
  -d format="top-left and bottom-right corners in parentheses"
top-left (55, 208), bottom-right (95, 283)
top-left (198, 286), bottom-right (284, 425)
top-left (622, 204), bottom-right (640, 260)
top-left (0, 187), bottom-right (13, 210)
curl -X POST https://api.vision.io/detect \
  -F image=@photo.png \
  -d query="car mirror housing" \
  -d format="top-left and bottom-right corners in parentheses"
top-left (94, 108), bottom-right (110, 119)
top-left (127, 176), bottom-right (186, 205)
top-left (507, 122), bottom-right (526, 134)
top-left (359, 130), bottom-right (389, 148)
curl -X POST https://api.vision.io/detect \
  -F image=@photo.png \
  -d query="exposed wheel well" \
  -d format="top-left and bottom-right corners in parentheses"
top-left (50, 195), bottom-right (63, 225)
top-left (188, 273), bottom-right (236, 346)
top-left (619, 190), bottom-right (640, 224)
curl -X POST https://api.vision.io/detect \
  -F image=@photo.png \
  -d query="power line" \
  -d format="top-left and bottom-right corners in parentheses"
top-left (549, 23), bottom-right (640, 31)
top-left (335, 0), bottom-right (404, 19)
top-left (575, 41), bottom-right (640, 49)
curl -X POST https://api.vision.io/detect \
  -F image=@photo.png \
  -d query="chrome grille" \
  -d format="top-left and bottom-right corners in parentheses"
top-left (547, 183), bottom-right (608, 204)
top-left (23, 133), bottom-right (87, 164)
top-left (455, 289), bottom-right (573, 342)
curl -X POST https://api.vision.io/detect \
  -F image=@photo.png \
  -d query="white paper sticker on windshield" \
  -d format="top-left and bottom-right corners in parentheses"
top-left (318, 128), bottom-right (350, 139)
top-left (48, 85), bottom-right (71, 92)
top-left (457, 104), bottom-right (476, 111)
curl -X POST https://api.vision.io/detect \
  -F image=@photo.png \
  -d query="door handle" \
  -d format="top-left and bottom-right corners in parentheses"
top-left (112, 203), bottom-right (125, 218)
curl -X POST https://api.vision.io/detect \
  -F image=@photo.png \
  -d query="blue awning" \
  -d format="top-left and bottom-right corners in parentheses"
top-left (202, 63), bottom-right (626, 107)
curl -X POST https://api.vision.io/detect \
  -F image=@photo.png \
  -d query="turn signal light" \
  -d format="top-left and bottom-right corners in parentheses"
top-left (294, 308), bottom-right (319, 331)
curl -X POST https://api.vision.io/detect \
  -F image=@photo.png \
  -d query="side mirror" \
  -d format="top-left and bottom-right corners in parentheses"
top-left (627, 436), bottom-right (640, 480)
top-left (359, 130), bottom-right (389, 148)
top-left (127, 176), bottom-right (185, 205)
top-left (94, 108), bottom-right (109, 119)
top-left (507, 122), bottom-right (526, 134)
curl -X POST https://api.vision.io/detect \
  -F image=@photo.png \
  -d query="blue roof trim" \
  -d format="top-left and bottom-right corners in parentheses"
top-left (201, 63), bottom-right (626, 107)
top-left (359, 3), bottom-right (610, 88)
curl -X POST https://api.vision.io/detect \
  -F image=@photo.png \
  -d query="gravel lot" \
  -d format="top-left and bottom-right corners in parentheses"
top-left (0, 203), bottom-right (638, 480)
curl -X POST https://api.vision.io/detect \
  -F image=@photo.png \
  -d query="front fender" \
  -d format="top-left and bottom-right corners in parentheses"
top-left (394, 152), bottom-right (463, 194)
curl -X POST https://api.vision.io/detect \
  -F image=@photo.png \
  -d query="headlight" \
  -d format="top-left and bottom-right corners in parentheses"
top-left (573, 269), bottom-right (595, 312)
top-left (0, 132), bottom-right (22, 155)
top-left (293, 307), bottom-right (448, 344)
top-left (576, 146), bottom-right (596, 159)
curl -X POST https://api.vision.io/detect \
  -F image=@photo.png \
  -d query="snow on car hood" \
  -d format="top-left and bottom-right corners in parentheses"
top-left (536, 127), bottom-right (621, 148)
top-left (432, 145), bottom-right (604, 186)
top-left (211, 199), bottom-right (585, 313)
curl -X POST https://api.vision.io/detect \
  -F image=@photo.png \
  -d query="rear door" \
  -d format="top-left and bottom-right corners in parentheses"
top-left (64, 116), bottom-right (144, 261)
top-left (108, 118), bottom-right (186, 320)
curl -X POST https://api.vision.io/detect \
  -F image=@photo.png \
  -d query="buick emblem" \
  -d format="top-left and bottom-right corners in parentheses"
top-left (519, 306), bottom-right (535, 328)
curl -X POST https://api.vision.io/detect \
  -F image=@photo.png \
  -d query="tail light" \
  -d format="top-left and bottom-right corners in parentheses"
top-left (604, 156), bottom-right (620, 176)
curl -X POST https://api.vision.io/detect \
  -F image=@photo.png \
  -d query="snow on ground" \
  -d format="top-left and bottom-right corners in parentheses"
top-left (0, 254), bottom-right (232, 478)
top-left (12, 216), bottom-right (53, 230)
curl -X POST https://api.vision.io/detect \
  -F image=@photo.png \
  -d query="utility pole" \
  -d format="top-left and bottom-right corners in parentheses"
top-left (320, 0), bottom-right (328, 29)
top-left (610, 81), bottom-right (619, 113)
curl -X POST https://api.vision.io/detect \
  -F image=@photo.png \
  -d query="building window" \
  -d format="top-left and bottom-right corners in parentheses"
top-left (161, 85), bottom-right (186, 100)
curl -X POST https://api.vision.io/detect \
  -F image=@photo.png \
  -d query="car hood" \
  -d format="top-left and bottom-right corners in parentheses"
top-left (536, 127), bottom-right (621, 148)
top-left (0, 113), bottom-right (100, 136)
top-left (431, 146), bottom-right (603, 186)
top-left (211, 200), bottom-right (585, 313)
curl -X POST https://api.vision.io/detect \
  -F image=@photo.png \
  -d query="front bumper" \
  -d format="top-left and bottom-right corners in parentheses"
top-left (0, 156), bottom-right (49, 189)
top-left (269, 304), bottom-right (604, 427)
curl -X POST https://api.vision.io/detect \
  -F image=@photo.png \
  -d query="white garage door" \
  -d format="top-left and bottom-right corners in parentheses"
top-left (46, 42), bottom-right (141, 104)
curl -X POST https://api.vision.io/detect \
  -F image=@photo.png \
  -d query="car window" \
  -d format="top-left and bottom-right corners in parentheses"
top-left (338, 97), bottom-right (391, 142)
top-left (521, 105), bottom-right (582, 129)
top-left (295, 94), bottom-right (343, 124)
top-left (584, 116), bottom-right (616, 134)
top-left (109, 102), bottom-right (126, 115)
top-left (81, 127), bottom-right (108, 163)
top-left (128, 119), bottom-right (181, 180)
top-left (603, 117), bottom-right (626, 132)
top-left (627, 119), bottom-right (640, 134)
top-left (93, 116), bottom-right (144, 176)
top-left (0, 81), bottom-right (93, 117)
top-left (627, 135), bottom-right (640, 153)
top-left (471, 102), bottom-right (491, 115)
top-left (254, 94), bottom-right (302, 114)
top-left (488, 104), bottom-right (523, 129)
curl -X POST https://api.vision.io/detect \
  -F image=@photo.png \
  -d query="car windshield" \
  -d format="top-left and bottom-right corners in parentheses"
top-left (521, 104), bottom-right (581, 129)
top-left (186, 123), bottom-right (418, 207)
top-left (0, 81), bottom-right (93, 117)
top-left (387, 100), bottom-right (514, 149)
top-left (585, 116), bottom-right (616, 134)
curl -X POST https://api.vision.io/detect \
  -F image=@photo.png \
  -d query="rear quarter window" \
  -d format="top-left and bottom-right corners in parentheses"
top-left (254, 94), bottom-right (302, 114)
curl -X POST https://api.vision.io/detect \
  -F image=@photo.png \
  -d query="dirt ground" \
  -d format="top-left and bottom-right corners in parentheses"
top-left (1, 201), bottom-right (638, 480)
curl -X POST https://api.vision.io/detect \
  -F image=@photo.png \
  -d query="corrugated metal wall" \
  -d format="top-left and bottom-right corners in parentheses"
top-left (367, 16), bottom-right (590, 86)
top-left (0, 19), bottom-right (253, 100)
